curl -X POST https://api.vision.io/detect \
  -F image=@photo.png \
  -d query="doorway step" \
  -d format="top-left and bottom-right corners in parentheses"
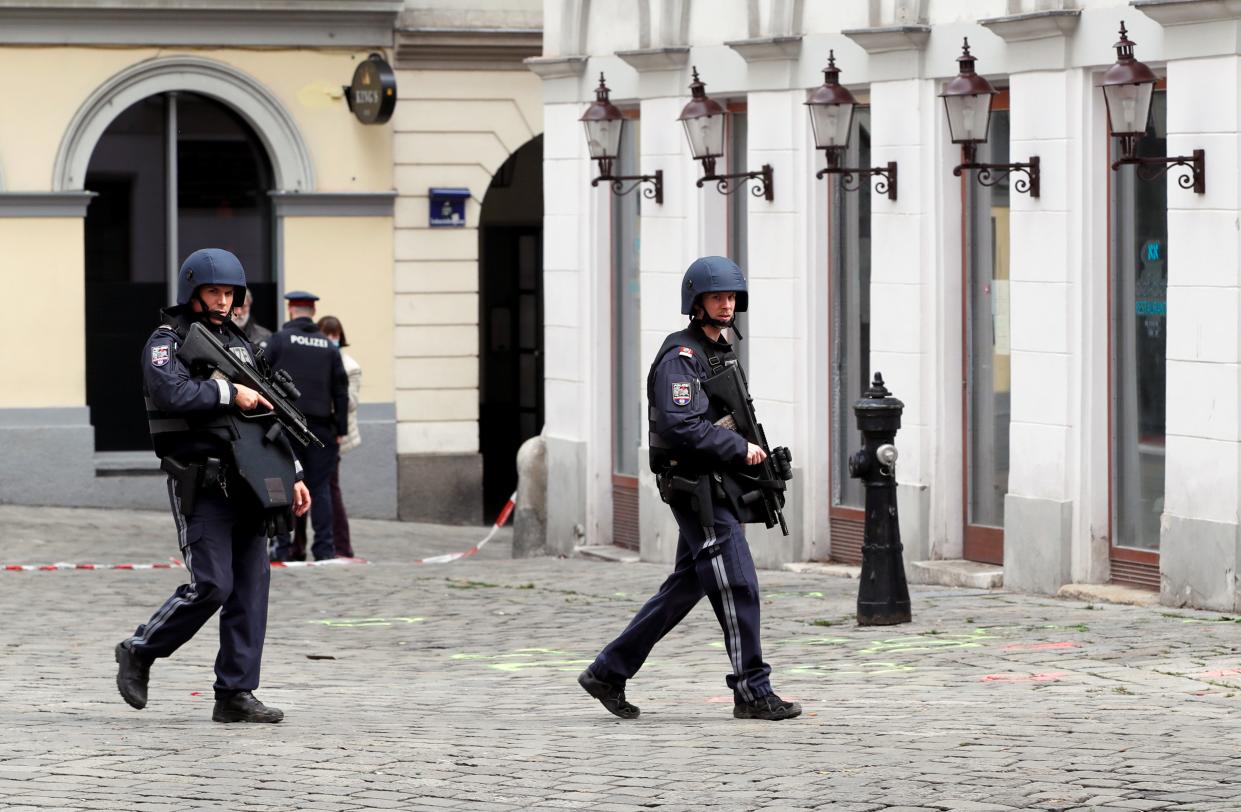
top-left (907, 559), bottom-right (1003, 590)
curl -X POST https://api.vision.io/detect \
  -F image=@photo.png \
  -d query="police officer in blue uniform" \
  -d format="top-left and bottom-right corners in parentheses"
top-left (265, 291), bottom-right (349, 562)
top-left (579, 256), bottom-right (801, 722)
top-left (114, 248), bottom-right (310, 723)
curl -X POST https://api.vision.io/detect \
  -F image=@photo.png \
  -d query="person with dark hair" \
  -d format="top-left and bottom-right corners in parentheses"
top-left (316, 315), bottom-right (360, 558)
top-left (578, 256), bottom-right (801, 722)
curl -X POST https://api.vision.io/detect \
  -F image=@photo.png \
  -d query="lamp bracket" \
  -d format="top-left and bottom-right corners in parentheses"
top-left (1111, 149), bottom-right (1205, 194)
top-left (592, 166), bottom-right (664, 204)
top-left (695, 162), bottom-right (774, 202)
top-left (817, 160), bottom-right (898, 201)
top-left (953, 152), bottom-right (1040, 198)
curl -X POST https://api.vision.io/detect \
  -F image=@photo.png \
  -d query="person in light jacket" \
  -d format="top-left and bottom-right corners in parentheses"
top-left (317, 315), bottom-right (360, 558)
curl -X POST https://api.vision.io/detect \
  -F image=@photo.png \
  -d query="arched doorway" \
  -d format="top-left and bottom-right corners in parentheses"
top-left (84, 92), bottom-right (275, 451)
top-left (479, 135), bottom-right (544, 518)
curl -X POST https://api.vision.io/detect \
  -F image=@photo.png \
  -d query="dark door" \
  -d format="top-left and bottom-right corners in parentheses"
top-left (480, 227), bottom-right (544, 519)
top-left (84, 92), bottom-right (274, 451)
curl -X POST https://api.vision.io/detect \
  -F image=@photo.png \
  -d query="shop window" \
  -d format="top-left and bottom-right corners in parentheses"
top-left (1110, 88), bottom-right (1167, 584)
top-left (612, 113), bottom-right (642, 549)
top-left (963, 104), bottom-right (1011, 565)
top-left (828, 107), bottom-right (872, 563)
top-left (727, 107), bottom-right (749, 367)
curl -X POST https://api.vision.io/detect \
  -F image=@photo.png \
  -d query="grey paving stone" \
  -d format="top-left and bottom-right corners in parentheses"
top-left (3, 504), bottom-right (1241, 811)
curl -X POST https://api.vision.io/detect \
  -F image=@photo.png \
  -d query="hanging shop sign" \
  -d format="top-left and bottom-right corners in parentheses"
top-left (428, 188), bottom-right (470, 227)
top-left (345, 53), bottom-right (397, 125)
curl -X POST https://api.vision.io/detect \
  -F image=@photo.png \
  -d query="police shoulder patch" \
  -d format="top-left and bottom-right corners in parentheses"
top-left (151, 345), bottom-right (170, 367)
top-left (678, 346), bottom-right (695, 358)
top-left (671, 381), bottom-right (692, 406)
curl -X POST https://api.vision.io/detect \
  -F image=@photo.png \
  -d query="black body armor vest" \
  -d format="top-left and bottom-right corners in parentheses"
top-left (647, 324), bottom-right (737, 472)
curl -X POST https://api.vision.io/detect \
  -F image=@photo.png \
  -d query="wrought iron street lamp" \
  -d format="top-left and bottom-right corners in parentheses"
top-left (806, 51), bottom-right (897, 201)
top-left (678, 67), bottom-right (773, 201)
top-left (580, 73), bottom-right (663, 203)
top-left (941, 39), bottom-right (1040, 198)
top-left (1101, 22), bottom-right (1204, 194)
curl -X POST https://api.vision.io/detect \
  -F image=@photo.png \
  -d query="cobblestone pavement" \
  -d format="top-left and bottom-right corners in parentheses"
top-left (3, 505), bottom-right (1241, 811)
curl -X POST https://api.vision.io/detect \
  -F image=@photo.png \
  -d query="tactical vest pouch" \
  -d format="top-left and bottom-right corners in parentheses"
top-left (229, 418), bottom-right (296, 513)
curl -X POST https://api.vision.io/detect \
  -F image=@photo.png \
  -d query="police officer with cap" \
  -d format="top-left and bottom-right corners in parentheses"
top-left (265, 290), bottom-right (349, 562)
top-left (114, 248), bottom-right (310, 723)
top-left (579, 256), bottom-right (801, 722)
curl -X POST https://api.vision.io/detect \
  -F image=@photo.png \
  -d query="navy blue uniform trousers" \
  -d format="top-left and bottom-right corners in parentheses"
top-left (590, 501), bottom-right (773, 703)
top-left (127, 476), bottom-right (270, 693)
top-left (272, 419), bottom-right (336, 561)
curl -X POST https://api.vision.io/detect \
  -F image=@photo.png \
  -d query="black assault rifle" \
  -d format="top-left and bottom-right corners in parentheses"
top-left (179, 321), bottom-right (324, 449)
top-left (702, 360), bottom-right (794, 535)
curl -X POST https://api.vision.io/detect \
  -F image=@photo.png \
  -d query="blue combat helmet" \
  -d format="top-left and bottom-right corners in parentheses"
top-left (177, 248), bottom-right (247, 309)
top-left (680, 255), bottom-right (749, 315)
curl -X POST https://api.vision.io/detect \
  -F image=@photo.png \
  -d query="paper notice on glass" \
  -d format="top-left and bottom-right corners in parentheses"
top-left (993, 279), bottom-right (1011, 355)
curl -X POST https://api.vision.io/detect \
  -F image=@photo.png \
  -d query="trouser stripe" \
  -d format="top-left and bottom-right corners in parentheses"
top-left (700, 525), bottom-right (717, 552)
top-left (710, 552), bottom-right (754, 703)
top-left (131, 478), bottom-right (198, 650)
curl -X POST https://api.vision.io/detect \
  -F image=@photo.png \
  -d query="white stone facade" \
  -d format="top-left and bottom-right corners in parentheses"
top-left (530, 0), bottom-right (1241, 611)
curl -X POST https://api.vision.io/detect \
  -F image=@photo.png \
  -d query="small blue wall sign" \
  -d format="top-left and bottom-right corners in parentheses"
top-left (429, 188), bottom-right (470, 227)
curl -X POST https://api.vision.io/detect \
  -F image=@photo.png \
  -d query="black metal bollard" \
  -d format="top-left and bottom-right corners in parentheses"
top-left (847, 372), bottom-right (912, 626)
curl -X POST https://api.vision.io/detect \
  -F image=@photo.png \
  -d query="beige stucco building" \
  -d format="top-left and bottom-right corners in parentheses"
top-left (0, 1), bottom-right (544, 526)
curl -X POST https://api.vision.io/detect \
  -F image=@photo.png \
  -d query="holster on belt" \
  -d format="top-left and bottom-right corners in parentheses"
top-left (160, 456), bottom-right (222, 518)
top-left (657, 469), bottom-right (715, 529)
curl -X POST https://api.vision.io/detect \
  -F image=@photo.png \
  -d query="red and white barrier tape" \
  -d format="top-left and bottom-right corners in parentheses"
top-left (413, 491), bottom-right (516, 565)
top-left (270, 557), bottom-right (370, 569)
top-left (3, 491), bottom-right (518, 572)
top-left (3, 558), bottom-right (186, 573)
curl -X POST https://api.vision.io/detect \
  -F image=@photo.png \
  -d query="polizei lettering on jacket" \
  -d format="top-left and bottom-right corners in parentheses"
top-left (290, 335), bottom-right (331, 348)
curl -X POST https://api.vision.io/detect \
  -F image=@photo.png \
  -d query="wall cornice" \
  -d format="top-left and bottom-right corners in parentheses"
top-left (724, 36), bottom-right (803, 63)
top-left (841, 25), bottom-right (930, 55)
top-left (0, 1), bottom-right (401, 47)
top-left (615, 47), bottom-right (690, 72)
top-left (523, 55), bottom-right (588, 79)
top-left (269, 192), bottom-right (396, 217)
top-left (0, 192), bottom-right (95, 218)
top-left (979, 10), bottom-right (1081, 42)
top-left (395, 27), bottom-right (542, 71)
top-left (1133, 0), bottom-right (1241, 25)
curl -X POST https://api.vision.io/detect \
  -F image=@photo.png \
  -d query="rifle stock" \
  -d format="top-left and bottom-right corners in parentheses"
top-left (179, 322), bottom-right (323, 449)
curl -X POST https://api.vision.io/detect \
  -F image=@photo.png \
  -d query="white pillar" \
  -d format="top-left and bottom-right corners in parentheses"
top-left (1004, 69), bottom-right (1086, 592)
top-left (542, 96), bottom-right (602, 554)
top-left (637, 87), bottom-right (701, 564)
top-left (1161, 54), bottom-right (1241, 610)
top-left (868, 76), bottom-right (960, 564)
top-left (745, 88), bottom-right (811, 566)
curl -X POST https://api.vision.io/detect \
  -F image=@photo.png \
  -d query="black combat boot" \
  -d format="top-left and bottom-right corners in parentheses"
top-left (114, 641), bottom-right (151, 710)
top-left (733, 693), bottom-right (802, 721)
top-left (578, 669), bottom-right (640, 719)
top-left (211, 691), bottom-right (284, 723)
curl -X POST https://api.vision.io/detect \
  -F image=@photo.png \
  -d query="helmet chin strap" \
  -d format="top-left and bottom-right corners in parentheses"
top-left (192, 292), bottom-right (232, 329)
top-left (691, 314), bottom-right (743, 340)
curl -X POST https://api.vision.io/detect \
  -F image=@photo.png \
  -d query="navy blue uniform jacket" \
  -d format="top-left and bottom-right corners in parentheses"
top-left (649, 331), bottom-right (748, 467)
top-left (264, 317), bottom-right (349, 436)
top-left (142, 315), bottom-right (241, 462)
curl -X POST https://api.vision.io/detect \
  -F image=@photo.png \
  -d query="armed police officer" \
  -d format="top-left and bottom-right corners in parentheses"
top-left (115, 248), bottom-right (310, 724)
top-left (579, 256), bottom-right (800, 722)
top-left (265, 291), bottom-right (349, 562)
